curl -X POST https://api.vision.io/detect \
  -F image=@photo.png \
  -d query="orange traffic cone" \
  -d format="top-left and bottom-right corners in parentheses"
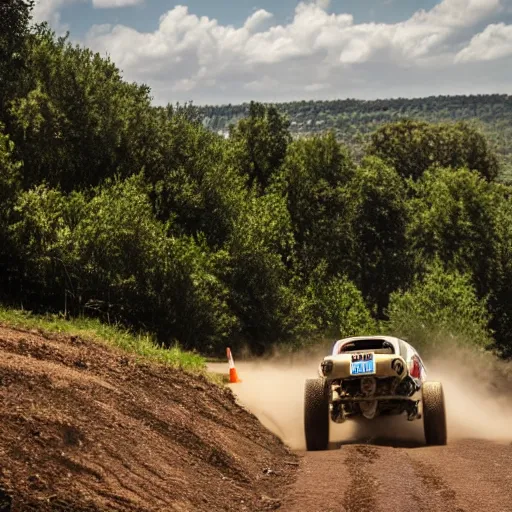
top-left (227, 347), bottom-right (241, 383)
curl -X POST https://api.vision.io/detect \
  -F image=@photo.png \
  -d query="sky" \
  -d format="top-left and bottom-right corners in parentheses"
top-left (32, 0), bottom-right (512, 105)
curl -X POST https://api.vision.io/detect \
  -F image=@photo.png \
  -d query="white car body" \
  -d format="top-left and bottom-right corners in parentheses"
top-left (317, 335), bottom-right (428, 423)
top-left (328, 335), bottom-right (428, 382)
top-left (304, 335), bottom-right (447, 449)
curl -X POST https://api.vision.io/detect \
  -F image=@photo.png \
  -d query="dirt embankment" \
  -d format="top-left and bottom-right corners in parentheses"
top-left (0, 326), bottom-right (297, 512)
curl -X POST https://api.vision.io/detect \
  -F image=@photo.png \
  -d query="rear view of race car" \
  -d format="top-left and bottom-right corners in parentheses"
top-left (304, 336), bottom-right (447, 450)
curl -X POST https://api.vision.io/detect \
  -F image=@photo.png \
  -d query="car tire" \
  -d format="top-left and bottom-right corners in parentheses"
top-left (422, 381), bottom-right (447, 446)
top-left (304, 378), bottom-right (330, 451)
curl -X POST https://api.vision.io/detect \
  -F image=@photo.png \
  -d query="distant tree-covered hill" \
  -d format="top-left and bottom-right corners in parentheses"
top-left (198, 95), bottom-right (512, 182)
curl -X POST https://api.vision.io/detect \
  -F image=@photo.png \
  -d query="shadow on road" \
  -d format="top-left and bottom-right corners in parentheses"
top-left (328, 415), bottom-right (427, 449)
top-left (332, 436), bottom-right (425, 449)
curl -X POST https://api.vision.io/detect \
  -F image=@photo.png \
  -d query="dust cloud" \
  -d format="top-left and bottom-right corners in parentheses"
top-left (427, 346), bottom-right (512, 442)
top-left (224, 357), bottom-right (319, 450)
top-left (218, 344), bottom-right (512, 450)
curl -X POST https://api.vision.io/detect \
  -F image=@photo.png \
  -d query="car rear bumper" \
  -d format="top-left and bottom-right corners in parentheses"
top-left (319, 353), bottom-right (410, 380)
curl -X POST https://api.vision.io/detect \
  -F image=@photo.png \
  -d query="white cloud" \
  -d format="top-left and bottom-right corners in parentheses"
top-left (315, 0), bottom-right (331, 9)
top-left (243, 9), bottom-right (273, 33)
top-left (456, 23), bottom-right (512, 61)
top-left (74, 0), bottom-right (512, 103)
top-left (33, 0), bottom-right (68, 22)
top-left (409, 0), bottom-right (501, 28)
top-left (92, 0), bottom-right (144, 7)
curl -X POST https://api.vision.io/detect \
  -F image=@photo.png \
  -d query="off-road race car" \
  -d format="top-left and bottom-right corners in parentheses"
top-left (304, 335), bottom-right (447, 450)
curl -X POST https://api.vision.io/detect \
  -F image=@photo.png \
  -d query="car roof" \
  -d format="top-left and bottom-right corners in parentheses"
top-left (332, 335), bottom-right (417, 357)
top-left (334, 335), bottom-right (408, 345)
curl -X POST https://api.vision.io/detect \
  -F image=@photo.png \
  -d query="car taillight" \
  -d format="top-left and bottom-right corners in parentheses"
top-left (321, 359), bottom-right (333, 376)
top-left (410, 356), bottom-right (421, 379)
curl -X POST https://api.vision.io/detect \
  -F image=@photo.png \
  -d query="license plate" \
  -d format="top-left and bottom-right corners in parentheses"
top-left (350, 353), bottom-right (375, 376)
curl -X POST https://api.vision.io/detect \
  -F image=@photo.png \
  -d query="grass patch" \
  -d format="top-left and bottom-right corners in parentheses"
top-left (0, 307), bottom-right (206, 372)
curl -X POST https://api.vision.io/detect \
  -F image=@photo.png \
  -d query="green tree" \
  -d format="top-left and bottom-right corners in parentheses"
top-left (229, 102), bottom-right (291, 191)
top-left (368, 120), bottom-right (499, 181)
top-left (67, 176), bottom-right (237, 352)
top-left (8, 25), bottom-right (157, 191)
top-left (0, 0), bottom-right (34, 117)
top-left (282, 133), bottom-right (357, 277)
top-left (7, 177), bottom-right (238, 353)
top-left (387, 261), bottom-right (492, 354)
top-left (407, 167), bottom-right (498, 298)
top-left (350, 156), bottom-right (411, 316)
top-left (485, 190), bottom-right (512, 357)
top-left (0, 127), bottom-right (23, 300)
top-left (145, 114), bottom-right (245, 248)
top-left (223, 188), bottom-right (300, 353)
top-left (0, 128), bottom-right (21, 218)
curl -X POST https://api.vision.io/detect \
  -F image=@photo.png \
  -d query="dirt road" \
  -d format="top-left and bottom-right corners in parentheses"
top-left (212, 354), bottom-right (512, 512)
top-left (280, 439), bottom-right (512, 512)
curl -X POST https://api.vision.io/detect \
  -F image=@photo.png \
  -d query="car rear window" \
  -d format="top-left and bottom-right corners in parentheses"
top-left (339, 339), bottom-right (395, 354)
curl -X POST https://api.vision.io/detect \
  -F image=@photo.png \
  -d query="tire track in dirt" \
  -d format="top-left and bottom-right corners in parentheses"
top-left (411, 459), bottom-right (465, 512)
top-left (342, 445), bottom-right (380, 512)
top-left (406, 441), bottom-right (512, 512)
top-left (280, 445), bottom-right (381, 512)
top-left (369, 445), bottom-right (465, 512)
top-left (280, 440), bottom-right (512, 512)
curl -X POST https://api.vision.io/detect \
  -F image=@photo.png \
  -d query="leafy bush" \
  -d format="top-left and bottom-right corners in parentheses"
top-left (386, 261), bottom-right (493, 354)
top-left (306, 264), bottom-right (377, 339)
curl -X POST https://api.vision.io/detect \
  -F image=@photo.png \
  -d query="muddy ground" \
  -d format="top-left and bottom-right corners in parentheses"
top-left (0, 326), bottom-right (298, 512)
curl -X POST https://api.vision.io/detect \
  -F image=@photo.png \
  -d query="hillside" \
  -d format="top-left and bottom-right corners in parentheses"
top-left (0, 325), bottom-right (297, 511)
top-left (198, 94), bottom-right (512, 181)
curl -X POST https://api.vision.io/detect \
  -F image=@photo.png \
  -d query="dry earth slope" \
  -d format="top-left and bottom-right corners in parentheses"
top-left (0, 326), bottom-right (298, 512)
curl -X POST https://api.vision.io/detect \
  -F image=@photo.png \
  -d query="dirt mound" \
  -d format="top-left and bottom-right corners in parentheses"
top-left (0, 326), bottom-right (297, 511)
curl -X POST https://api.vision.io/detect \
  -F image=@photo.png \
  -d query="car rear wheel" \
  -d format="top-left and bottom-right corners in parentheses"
top-left (422, 381), bottom-right (447, 446)
top-left (304, 378), bottom-right (330, 451)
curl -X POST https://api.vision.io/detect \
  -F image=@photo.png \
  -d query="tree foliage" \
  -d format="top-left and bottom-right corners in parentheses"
top-left (407, 167), bottom-right (498, 296)
top-left (7, 25), bottom-right (155, 191)
top-left (350, 156), bottom-right (411, 316)
top-left (484, 192), bottom-right (512, 358)
top-left (0, 0), bottom-right (34, 113)
top-left (306, 264), bottom-right (376, 338)
top-left (1, 2), bottom-right (512, 358)
top-left (282, 133), bottom-right (356, 277)
top-left (199, 95), bottom-right (512, 182)
top-left (387, 261), bottom-right (492, 354)
top-left (0, 127), bottom-right (23, 299)
top-left (229, 101), bottom-right (291, 191)
top-left (368, 120), bottom-right (499, 181)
